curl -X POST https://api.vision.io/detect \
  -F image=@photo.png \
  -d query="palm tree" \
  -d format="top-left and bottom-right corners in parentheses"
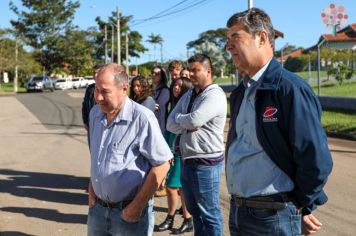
top-left (146, 33), bottom-right (164, 63)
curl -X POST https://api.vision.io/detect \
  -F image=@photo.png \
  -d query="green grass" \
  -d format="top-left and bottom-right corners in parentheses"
top-left (295, 70), bottom-right (327, 79)
top-left (0, 83), bottom-right (26, 93)
top-left (322, 109), bottom-right (356, 137)
top-left (310, 80), bottom-right (356, 97)
top-left (214, 76), bottom-right (235, 84)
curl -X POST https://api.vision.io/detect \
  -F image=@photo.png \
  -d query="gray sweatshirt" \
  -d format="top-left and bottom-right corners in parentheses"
top-left (166, 84), bottom-right (227, 160)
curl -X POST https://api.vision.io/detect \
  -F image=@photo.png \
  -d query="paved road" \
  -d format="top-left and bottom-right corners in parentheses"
top-left (0, 91), bottom-right (355, 235)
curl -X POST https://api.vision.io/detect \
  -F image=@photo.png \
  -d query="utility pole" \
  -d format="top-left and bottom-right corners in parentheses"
top-left (160, 43), bottom-right (163, 65)
top-left (104, 24), bottom-right (108, 63)
top-left (125, 32), bottom-right (129, 74)
top-left (111, 25), bottom-right (114, 63)
top-left (248, 0), bottom-right (253, 9)
top-left (317, 38), bottom-right (326, 96)
top-left (117, 7), bottom-right (121, 65)
top-left (14, 38), bottom-right (18, 93)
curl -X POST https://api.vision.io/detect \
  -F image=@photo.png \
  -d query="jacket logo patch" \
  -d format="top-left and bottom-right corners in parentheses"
top-left (263, 106), bottom-right (278, 122)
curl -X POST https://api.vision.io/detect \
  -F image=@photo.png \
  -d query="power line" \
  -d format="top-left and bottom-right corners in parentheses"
top-left (132, 0), bottom-right (190, 24)
top-left (131, 0), bottom-right (214, 27)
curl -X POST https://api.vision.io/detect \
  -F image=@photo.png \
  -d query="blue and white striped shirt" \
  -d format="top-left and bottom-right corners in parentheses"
top-left (89, 98), bottom-right (172, 202)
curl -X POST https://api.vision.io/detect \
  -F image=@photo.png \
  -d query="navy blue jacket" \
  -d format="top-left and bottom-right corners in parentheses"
top-left (226, 58), bottom-right (333, 215)
top-left (82, 83), bottom-right (96, 126)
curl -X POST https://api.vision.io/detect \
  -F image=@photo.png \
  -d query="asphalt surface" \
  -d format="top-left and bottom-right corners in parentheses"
top-left (0, 90), bottom-right (356, 235)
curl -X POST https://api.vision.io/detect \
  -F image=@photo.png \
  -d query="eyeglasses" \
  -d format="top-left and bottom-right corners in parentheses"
top-left (152, 71), bottom-right (161, 76)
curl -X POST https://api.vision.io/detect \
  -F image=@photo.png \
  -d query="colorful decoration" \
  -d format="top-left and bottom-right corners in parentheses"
top-left (321, 3), bottom-right (348, 35)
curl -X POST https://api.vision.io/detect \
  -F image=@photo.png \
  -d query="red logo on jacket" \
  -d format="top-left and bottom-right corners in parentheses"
top-left (263, 106), bottom-right (278, 122)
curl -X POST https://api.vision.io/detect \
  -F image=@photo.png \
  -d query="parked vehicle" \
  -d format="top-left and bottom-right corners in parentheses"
top-left (72, 77), bottom-right (88, 89)
top-left (26, 76), bottom-right (54, 92)
top-left (54, 78), bottom-right (72, 90)
top-left (85, 76), bottom-right (95, 86)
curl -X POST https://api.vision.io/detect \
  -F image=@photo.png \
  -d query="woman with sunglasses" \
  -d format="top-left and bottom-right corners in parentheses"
top-left (151, 66), bottom-right (170, 134)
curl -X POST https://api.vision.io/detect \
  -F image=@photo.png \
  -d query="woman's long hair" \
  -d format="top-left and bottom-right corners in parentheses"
top-left (129, 75), bottom-right (152, 104)
top-left (171, 77), bottom-right (192, 106)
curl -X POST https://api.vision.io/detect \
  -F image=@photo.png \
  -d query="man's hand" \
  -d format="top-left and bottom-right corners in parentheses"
top-left (155, 103), bottom-right (160, 110)
top-left (302, 213), bottom-right (322, 235)
top-left (88, 181), bottom-right (96, 208)
top-left (121, 203), bottom-right (142, 223)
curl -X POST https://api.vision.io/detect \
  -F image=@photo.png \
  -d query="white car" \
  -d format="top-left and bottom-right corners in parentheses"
top-left (85, 76), bottom-right (95, 86)
top-left (54, 78), bottom-right (72, 90)
top-left (72, 77), bottom-right (88, 89)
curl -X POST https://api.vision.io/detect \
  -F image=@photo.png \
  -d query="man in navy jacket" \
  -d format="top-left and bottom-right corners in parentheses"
top-left (225, 8), bottom-right (333, 235)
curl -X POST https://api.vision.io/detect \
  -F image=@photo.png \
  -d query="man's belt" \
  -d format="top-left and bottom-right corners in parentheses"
top-left (97, 198), bottom-right (132, 209)
top-left (232, 193), bottom-right (292, 210)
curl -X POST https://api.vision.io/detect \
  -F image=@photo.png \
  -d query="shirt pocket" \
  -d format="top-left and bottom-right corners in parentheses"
top-left (109, 142), bottom-right (126, 164)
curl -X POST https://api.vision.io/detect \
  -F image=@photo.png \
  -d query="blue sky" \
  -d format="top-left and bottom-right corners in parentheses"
top-left (1, 0), bottom-right (355, 64)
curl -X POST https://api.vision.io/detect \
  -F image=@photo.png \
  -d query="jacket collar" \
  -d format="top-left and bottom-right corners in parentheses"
top-left (257, 58), bottom-right (283, 91)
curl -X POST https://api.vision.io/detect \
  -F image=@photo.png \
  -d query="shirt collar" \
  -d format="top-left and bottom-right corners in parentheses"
top-left (98, 96), bottom-right (133, 125)
top-left (114, 97), bottom-right (133, 123)
top-left (250, 58), bottom-right (272, 83)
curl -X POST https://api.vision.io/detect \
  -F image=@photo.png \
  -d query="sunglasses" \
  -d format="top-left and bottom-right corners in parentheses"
top-left (152, 71), bottom-right (161, 76)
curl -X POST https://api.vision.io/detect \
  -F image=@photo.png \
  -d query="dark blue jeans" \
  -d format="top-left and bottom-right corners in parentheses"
top-left (87, 199), bottom-right (152, 236)
top-left (181, 161), bottom-right (224, 236)
top-left (229, 198), bottom-right (301, 236)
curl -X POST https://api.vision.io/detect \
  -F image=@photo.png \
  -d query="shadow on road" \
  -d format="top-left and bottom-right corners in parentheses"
top-left (330, 149), bottom-right (356, 154)
top-left (0, 231), bottom-right (35, 236)
top-left (0, 207), bottom-right (87, 224)
top-left (0, 169), bottom-right (88, 206)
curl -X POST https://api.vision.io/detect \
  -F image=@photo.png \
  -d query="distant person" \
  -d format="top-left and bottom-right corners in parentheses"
top-left (167, 54), bottom-right (227, 236)
top-left (168, 60), bottom-right (184, 95)
top-left (151, 66), bottom-right (170, 134)
top-left (225, 8), bottom-right (333, 235)
top-left (129, 75), bottom-right (156, 112)
top-left (154, 77), bottom-right (193, 234)
top-left (87, 63), bottom-right (172, 236)
top-left (179, 68), bottom-right (190, 79)
top-left (82, 64), bottom-right (102, 135)
top-left (168, 60), bottom-right (183, 82)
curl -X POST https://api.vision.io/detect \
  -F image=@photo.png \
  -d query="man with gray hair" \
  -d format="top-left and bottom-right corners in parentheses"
top-left (87, 63), bottom-right (172, 235)
top-left (225, 8), bottom-right (333, 235)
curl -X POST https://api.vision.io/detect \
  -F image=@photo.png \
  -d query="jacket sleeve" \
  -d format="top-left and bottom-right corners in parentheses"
top-left (287, 85), bottom-right (333, 214)
top-left (82, 86), bottom-right (92, 125)
top-left (175, 89), bottom-right (227, 130)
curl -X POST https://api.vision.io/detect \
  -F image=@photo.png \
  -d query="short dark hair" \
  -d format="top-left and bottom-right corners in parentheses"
top-left (226, 7), bottom-right (275, 48)
top-left (187, 53), bottom-right (213, 73)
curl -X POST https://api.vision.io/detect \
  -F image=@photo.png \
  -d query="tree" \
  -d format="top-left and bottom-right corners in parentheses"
top-left (0, 33), bottom-right (41, 85)
top-left (187, 28), bottom-right (227, 50)
top-left (10, 0), bottom-right (80, 74)
top-left (187, 28), bottom-right (232, 76)
top-left (56, 27), bottom-right (96, 76)
top-left (95, 13), bottom-right (147, 63)
top-left (146, 33), bottom-right (163, 63)
top-left (195, 42), bottom-right (226, 77)
top-left (329, 62), bottom-right (354, 85)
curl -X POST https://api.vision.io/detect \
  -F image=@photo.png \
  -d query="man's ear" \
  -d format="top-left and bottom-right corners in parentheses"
top-left (259, 30), bottom-right (269, 46)
top-left (122, 83), bottom-right (129, 93)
